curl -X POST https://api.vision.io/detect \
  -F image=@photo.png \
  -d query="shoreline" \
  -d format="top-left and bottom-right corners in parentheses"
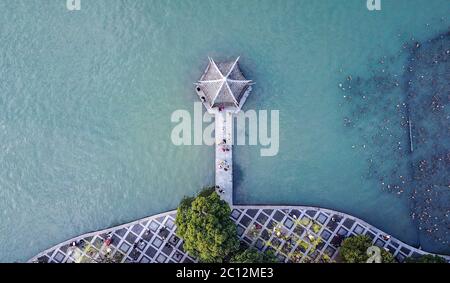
top-left (28, 204), bottom-right (450, 263)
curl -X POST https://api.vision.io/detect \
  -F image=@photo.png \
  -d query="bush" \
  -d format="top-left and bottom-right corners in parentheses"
top-left (231, 248), bottom-right (278, 263)
top-left (312, 223), bottom-right (322, 234)
top-left (175, 188), bottom-right (239, 263)
top-left (340, 235), bottom-right (396, 263)
top-left (405, 254), bottom-right (447, 263)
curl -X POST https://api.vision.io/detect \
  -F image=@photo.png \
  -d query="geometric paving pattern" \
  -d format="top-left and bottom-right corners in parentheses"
top-left (232, 206), bottom-right (449, 263)
top-left (29, 206), bottom-right (449, 263)
top-left (30, 211), bottom-right (197, 264)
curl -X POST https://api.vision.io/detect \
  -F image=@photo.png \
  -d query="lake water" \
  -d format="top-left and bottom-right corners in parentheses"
top-left (0, 0), bottom-right (448, 262)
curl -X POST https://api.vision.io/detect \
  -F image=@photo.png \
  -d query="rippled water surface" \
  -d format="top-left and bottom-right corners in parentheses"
top-left (0, 0), bottom-right (449, 261)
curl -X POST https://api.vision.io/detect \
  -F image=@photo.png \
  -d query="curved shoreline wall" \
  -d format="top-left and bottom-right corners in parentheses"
top-left (29, 205), bottom-right (449, 263)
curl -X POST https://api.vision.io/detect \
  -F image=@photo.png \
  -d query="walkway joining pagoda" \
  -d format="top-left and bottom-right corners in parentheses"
top-left (195, 57), bottom-right (254, 204)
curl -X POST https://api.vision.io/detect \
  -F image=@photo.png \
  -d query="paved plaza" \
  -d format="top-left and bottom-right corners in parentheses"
top-left (29, 205), bottom-right (448, 263)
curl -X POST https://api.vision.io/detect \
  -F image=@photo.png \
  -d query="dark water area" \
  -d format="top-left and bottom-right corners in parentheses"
top-left (406, 31), bottom-right (450, 251)
top-left (339, 28), bottom-right (450, 253)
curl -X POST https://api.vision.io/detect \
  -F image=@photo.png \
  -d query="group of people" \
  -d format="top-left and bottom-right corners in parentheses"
top-left (221, 145), bottom-right (231, 152)
top-left (218, 160), bottom-right (230, 171)
top-left (215, 185), bottom-right (225, 194)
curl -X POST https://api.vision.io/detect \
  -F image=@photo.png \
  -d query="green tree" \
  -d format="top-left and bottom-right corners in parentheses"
top-left (405, 254), bottom-right (447, 263)
top-left (340, 235), bottom-right (396, 263)
top-left (231, 248), bottom-right (278, 263)
top-left (175, 188), bottom-right (239, 263)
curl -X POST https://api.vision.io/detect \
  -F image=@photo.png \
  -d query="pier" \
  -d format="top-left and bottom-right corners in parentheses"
top-left (215, 110), bottom-right (233, 204)
top-left (195, 57), bottom-right (253, 205)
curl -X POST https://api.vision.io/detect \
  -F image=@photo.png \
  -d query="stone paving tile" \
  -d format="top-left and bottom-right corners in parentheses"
top-left (131, 224), bottom-right (144, 235)
top-left (306, 210), bottom-right (316, 218)
top-left (115, 228), bottom-right (127, 237)
top-left (320, 229), bottom-right (332, 241)
top-left (273, 211), bottom-right (285, 222)
top-left (400, 246), bottom-right (411, 255)
top-left (375, 238), bottom-right (386, 248)
top-left (353, 224), bottom-right (365, 235)
top-left (141, 231), bottom-right (153, 242)
top-left (396, 253), bottom-right (406, 263)
top-left (231, 209), bottom-right (241, 220)
top-left (256, 212), bottom-right (269, 225)
top-left (365, 230), bottom-right (376, 240)
top-left (145, 246), bottom-right (157, 258)
top-left (342, 218), bottom-right (355, 230)
top-left (239, 215), bottom-right (252, 226)
top-left (245, 209), bottom-right (257, 217)
top-left (29, 207), bottom-right (449, 264)
top-left (125, 232), bottom-right (138, 245)
top-left (237, 225), bottom-right (245, 236)
top-left (149, 221), bottom-right (159, 232)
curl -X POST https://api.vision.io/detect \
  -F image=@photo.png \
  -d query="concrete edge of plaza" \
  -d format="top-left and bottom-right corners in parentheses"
top-left (28, 204), bottom-right (450, 263)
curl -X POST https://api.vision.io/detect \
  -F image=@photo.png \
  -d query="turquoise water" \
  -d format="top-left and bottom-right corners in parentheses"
top-left (0, 0), bottom-right (448, 262)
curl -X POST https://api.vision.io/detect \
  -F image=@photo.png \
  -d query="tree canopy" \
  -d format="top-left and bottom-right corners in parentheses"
top-left (340, 235), bottom-right (396, 263)
top-left (405, 254), bottom-right (447, 263)
top-left (175, 188), bottom-right (239, 263)
top-left (231, 248), bottom-right (278, 263)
